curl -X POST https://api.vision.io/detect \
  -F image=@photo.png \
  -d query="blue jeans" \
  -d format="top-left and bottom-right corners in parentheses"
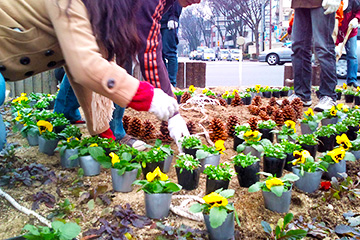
top-left (161, 27), bottom-right (179, 87)
top-left (109, 104), bottom-right (126, 140)
top-left (292, 7), bottom-right (337, 101)
top-left (53, 74), bottom-right (82, 122)
top-left (0, 73), bottom-right (6, 151)
top-left (345, 35), bottom-right (358, 85)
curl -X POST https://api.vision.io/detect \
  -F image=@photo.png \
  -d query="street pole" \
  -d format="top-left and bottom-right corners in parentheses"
top-left (261, 0), bottom-right (265, 51)
top-left (269, 0), bottom-right (272, 49)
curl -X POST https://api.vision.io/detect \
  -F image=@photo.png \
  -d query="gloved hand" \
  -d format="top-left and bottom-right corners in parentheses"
top-left (149, 88), bottom-right (178, 121)
top-left (168, 114), bottom-right (190, 152)
top-left (335, 45), bottom-right (341, 59)
top-left (287, 26), bottom-right (292, 35)
top-left (349, 18), bottom-right (359, 29)
top-left (167, 20), bottom-right (179, 30)
top-left (322, 0), bottom-right (341, 15)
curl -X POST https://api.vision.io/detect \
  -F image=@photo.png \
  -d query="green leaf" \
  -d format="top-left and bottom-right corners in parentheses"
top-left (271, 185), bottom-right (284, 197)
top-left (164, 182), bottom-right (182, 193)
top-left (236, 144), bottom-right (245, 153)
top-left (51, 221), bottom-right (65, 232)
top-left (89, 147), bottom-right (105, 159)
top-left (189, 203), bottom-right (203, 213)
top-left (248, 182), bottom-right (262, 193)
top-left (59, 222), bottom-right (81, 240)
top-left (209, 207), bottom-right (228, 229)
top-left (280, 229), bottom-right (307, 239)
top-left (23, 225), bottom-right (40, 236)
top-left (196, 150), bottom-right (209, 159)
top-left (261, 221), bottom-right (272, 234)
top-left (87, 199), bottom-right (95, 211)
top-left (117, 168), bottom-right (126, 176)
top-left (281, 173), bottom-right (300, 182)
top-left (283, 213), bottom-right (294, 227)
top-left (344, 152), bottom-right (356, 162)
top-left (275, 225), bottom-right (281, 238)
top-left (218, 189), bottom-right (235, 199)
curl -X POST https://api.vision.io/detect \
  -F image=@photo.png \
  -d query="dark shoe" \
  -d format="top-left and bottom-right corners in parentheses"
top-left (348, 82), bottom-right (360, 88)
top-left (71, 119), bottom-right (86, 124)
top-left (117, 134), bottom-right (147, 151)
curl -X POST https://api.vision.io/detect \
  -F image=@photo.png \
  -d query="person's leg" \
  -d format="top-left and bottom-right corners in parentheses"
top-left (161, 28), bottom-right (178, 87)
top-left (291, 8), bottom-right (313, 102)
top-left (311, 8), bottom-right (337, 101)
top-left (53, 74), bottom-right (82, 122)
top-left (345, 35), bottom-right (358, 86)
top-left (0, 73), bottom-right (7, 151)
top-left (110, 104), bottom-right (126, 140)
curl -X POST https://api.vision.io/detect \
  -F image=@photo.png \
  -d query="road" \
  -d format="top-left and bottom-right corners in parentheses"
top-left (179, 57), bottom-right (345, 88)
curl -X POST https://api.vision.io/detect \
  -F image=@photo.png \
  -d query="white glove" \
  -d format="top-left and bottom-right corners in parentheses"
top-left (167, 20), bottom-right (179, 30)
top-left (168, 114), bottom-right (190, 152)
top-left (322, 0), bottom-right (341, 15)
top-left (349, 18), bottom-right (359, 29)
top-left (149, 88), bottom-right (178, 121)
top-left (335, 45), bottom-right (341, 59)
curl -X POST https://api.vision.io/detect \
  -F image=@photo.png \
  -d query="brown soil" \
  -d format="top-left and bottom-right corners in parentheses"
top-left (0, 87), bottom-right (359, 240)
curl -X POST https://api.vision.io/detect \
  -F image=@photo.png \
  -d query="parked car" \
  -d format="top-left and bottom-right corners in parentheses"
top-left (229, 49), bottom-right (241, 61)
top-left (218, 49), bottom-right (230, 61)
top-left (202, 49), bottom-right (216, 61)
top-left (195, 46), bottom-right (208, 60)
top-left (258, 44), bottom-right (292, 65)
top-left (189, 50), bottom-right (197, 60)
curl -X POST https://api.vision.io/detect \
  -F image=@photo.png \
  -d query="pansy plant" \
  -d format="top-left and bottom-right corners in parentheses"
top-left (300, 108), bottom-right (322, 131)
top-left (291, 150), bottom-right (327, 175)
top-left (272, 120), bottom-right (298, 141)
top-left (236, 130), bottom-right (272, 153)
top-left (203, 163), bottom-right (236, 181)
top-left (319, 146), bottom-right (355, 168)
top-left (174, 154), bottom-right (201, 173)
top-left (248, 172), bottom-right (300, 197)
top-left (231, 152), bottom-right (260, 168)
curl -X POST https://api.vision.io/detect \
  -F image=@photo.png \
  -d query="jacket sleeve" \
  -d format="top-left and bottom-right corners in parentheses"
top-left (45, 0), bottom-right (140, 108)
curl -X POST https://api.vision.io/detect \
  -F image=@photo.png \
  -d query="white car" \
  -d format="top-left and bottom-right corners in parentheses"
top-left (189, 50), bottom-right (197, 60)
top-left (218, 49), bottom-right (230, 60)
top-left (202, 49), bottom-right (216, 61)
top-left (229, 49), bottom-right (241, 61)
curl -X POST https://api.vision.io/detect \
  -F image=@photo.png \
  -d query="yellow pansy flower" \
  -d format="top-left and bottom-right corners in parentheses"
top-left (244, 130), bottom-right (261, 142)
top-left (337, 103), bottom-right (344, 110)
top-left (304, 108), bottom-right (314, 116)
top-left (343, 106), bottom-right (349, 113)
top-left (232, 89), bottom-right (239, 95)
top-left (146, 172), bottom-right (156, 182)
top-left (355, 105), bottom-right (359, 109)
top-left (343, 83), bottom-right (348, 89)
top-left (15, 111), bottom-right (22, 122)
top-left (146, 167), bottom-right (168, 182)
top-left (37, 120), bottom-right (53, 134)
top-left (284, 120), bottom-right (296, 133)
top-left (292, 150), bottom-right (310, 165)
top-left (189, 85), bottom-right (196, 93)
top-left (215, 140), bottom-right (226, 154)
top-left (202, 192), bottom-right (228, 209)
top-left (89, 143), bottom-right (98, 147)
top-left (109, 152), bottom-right (120, 165)
top-left (255, 84), bottom-right (261, 93)
top-left (336, 134), bottom-right (351, 151)
top-left (327, 147), bottom-right (346, 163)
top-left (330, 106), bottom-right (337, 116)
top-left (246, 88), bottom-right (251, 92)
top-left (265, 177), bottom-right (284, 190)
top-left (265, 86), bottom-right (269, 90)
top-left (202, 88), bottom-right (208, 94)
top-left (66, 136), bottom-right (79, 142)
top-left (357, 86), bottom-right (360, 92)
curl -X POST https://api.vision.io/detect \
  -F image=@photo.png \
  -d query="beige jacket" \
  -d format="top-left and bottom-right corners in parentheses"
top-left (0, 0), bottom-right (140, 134)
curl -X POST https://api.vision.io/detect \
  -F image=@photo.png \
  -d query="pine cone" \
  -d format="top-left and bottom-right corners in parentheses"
top-left (291, 98), bottom-right (304, 119)
top-left (282, 105), bottom-right (297, 122)
top-left (186, 121), bottom-right (197, 135)
top-left (180, 92), bottom-right (192, 103)
top-left (248, 105), bottom-right (260, 115)
top-left (271, 109), bottom-right (284, 126)
top-left (123, 115), bottom-right (131, 132)
top-left (269, 97), bottom-right (277, 106)
top-left (158, 121), bottom-right (172, 142)
top-left (251, 95), bottom-right (262, 106)
top-left (141, 120), bottom-right (157, 140)
top-left (218, 98), bottom-right (228, 107)
top-left (231, 92), bottom-right (243, 107)
top-left (227, 115), bottom-right (239, 137)
top-left (259, 110), bottom-right (270, 121)
top-left (128, 117), bottom-right (142, 137)
top-left (266, 105), bottom-right (275, 116)
top-left (281, 98), bottom-right (290, 108)
top-left (209, 118), bottom-right (228, 142)
top-left (247, 117), bottom-right (258, 131)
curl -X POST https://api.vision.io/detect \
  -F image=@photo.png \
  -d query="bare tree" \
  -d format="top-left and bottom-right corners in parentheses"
top-left (180, 9), bottom-right (202, 51)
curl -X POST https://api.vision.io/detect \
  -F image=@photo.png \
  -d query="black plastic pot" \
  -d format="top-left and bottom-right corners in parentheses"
top-left (346, 126), bottom-right (359, 141)
top-left (263, 156), bottom-right (285, 177)
top-left (234, 161), bottom-right (260, 188)
top-left (355, 96), bottom-right (360, 106)
top-left (284, 152), bottom-right (295, 171)
top-left (4, 236), bottom-right (26, 240)
top-left (272, 91), bottom-right (280, 98)
top-left (300, 144), bottom-right (318, 158)
top-left (280, 90), bottom-right (289, 97)
top-left (259, 128), bottom-right (274, 143)
top-left (176, 95), bottom-right (182, 104)
top-left (318, 135), bottom-right (335, 152)
top-left (344, 94), bottom-right (354, 103)
top-left (242, 96), bottom-right (251, 105)
top-left (142, 161), bottom-right (165, 178)
top-left (262, 91), bottom-right (271, 98)
top-left (176, 167), bottom-right (200, 190)
top-left (205, 178), bottom-right (230, 194)
top-left (336, 92), bottom-right (342, 100)
top-left (233, 135), bottom-right (244, 151)
top-left (227, 98), bottom-right (233, 105)
top-left (183, 147), bottom-right (198, 158)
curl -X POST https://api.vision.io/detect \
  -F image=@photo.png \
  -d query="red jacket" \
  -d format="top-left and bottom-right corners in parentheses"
top-left (336, 0), bottom-right (360, 44)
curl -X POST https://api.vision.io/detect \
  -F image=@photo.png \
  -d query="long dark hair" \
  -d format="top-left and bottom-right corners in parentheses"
top-left (65, 0), bottom-right (140, 65)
